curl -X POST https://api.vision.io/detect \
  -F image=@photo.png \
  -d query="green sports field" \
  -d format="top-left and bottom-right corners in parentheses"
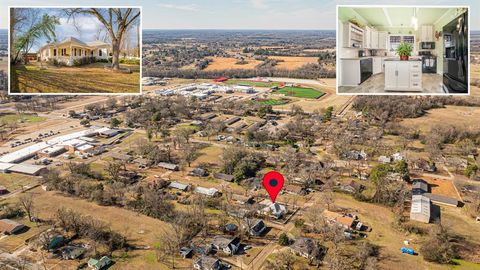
top-left (275, 86), bottom-right (325, 99)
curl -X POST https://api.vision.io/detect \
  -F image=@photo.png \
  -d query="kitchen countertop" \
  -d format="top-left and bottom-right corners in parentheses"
top-left (383, 57), bottom-right (422, 61)
top-left (340, 57), bottom-right (373, 60)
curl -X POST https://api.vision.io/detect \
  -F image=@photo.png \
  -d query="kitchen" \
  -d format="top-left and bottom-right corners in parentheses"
top-left (337, 6), bottom-right (469, 94)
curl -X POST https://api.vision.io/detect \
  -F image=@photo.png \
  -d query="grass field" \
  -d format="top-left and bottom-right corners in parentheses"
top-left (0, 173), bottom-right (38, 193)
top-left (203, 57), bottom-right (262, 71)
top-left (259, 99), bottom-right (290, 105)
top-left (226, 79), bottom-right (281, 88)
top-left (269, 56), bottom-right (319, 70)
top-left (275, 86), bottom-right (324, 99)
top-left (10, 62), bottom-right (140, 94)
top-left (0, 113), bottom-right (47, 124)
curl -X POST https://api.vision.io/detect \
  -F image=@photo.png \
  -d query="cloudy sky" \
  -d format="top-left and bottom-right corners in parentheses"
top-left (1, 0), bottom-right (479, 30)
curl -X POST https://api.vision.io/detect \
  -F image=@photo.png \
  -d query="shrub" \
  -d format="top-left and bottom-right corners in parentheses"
top-left (120, 58), bottom-right (141, 65)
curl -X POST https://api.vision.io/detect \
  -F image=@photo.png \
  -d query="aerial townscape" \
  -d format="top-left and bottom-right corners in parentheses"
top-left (0, 2), bottom-right (480, 270)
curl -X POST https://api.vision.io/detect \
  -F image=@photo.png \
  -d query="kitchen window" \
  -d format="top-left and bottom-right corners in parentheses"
top-left (389, 35), bottom-right (415, 51)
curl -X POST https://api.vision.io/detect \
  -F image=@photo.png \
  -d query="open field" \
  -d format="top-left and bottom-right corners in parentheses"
top-left (259, 99), bottom-right (289, 106)
top-left (10, 63), bottom-right (140, 93)
top-left (204, 57), bottom-right (262, 71)
top-left (275, 86), bottom-right (324, 99)
top-left (269, 56), bottom-right (318, 70)
top-left (0, 113), bottom-right (46, 124)
top-left (225, 79), bottom-right (281, 88)
top-left (401, 106), bottom-right (480, 134)
top-left (0, 173), bottom-right (38, 193)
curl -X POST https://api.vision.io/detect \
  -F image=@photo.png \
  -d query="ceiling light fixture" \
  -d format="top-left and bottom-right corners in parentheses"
top-left (411, 8), bottom-right (418, 31)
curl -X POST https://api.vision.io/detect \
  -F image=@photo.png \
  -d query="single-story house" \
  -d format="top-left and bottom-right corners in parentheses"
top-left (231, 194), bottom-right (254, 205)
top-left (323, 210), bottom-right (355, 229)
top-left (38, 37), bottom-right (111, 66)
top-left (190, 167), bottom-right (208, 177)
top-left (62, 246), bottom-right (85, 260)
top-left (211, 236), bottom-right (240, 255)
top-left (290, 237), bottom-right (327, 262)
top-left (245, 219), bottom-right (267, 236)
top-left (410, 195), bottom-right (431, 223)
top-left (88, 256), bottom-right (112, 270)
top-left (0, 219), bottom-right (26, 235)
top-left (412, 179), bottom-right (429, 195)
top-left (214, 173), bottom-right (234, 182)
top-left (193, 256), bottom-right (222, 270)
top-left (260, 202), bottom-right (288, 219)
top-left (158, 162), bottom-right (179, 171)
top-left (168, 181), bottom-right (190, 191)
top-left (194, 187), bottom-right (219, 197)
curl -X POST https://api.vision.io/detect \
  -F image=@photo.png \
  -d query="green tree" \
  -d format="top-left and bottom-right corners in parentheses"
top-left (278, 233), bottom-right (290, 246)
top-left (465, 164), bottom-right (479, 179)
top-left (323, 106), bottom-right (334, 121)
top-left (110, 117), bottom-right (121, 128)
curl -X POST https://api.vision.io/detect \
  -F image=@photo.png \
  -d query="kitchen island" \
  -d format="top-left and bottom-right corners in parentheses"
top-left (384, 58), bottom-right (422, 91)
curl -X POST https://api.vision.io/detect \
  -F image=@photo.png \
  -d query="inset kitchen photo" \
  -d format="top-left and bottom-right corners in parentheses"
top-left (9, 7), bottom-right (142, 94)
top-left (337, 5), bottom-right (469, 95)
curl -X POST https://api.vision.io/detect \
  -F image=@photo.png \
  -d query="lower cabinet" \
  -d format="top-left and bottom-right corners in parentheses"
top-left (384, 61), bottom-right (422, 91)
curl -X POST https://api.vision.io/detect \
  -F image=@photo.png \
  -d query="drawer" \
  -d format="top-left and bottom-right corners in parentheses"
top-left (410, 80), bottom-right (422, 89)
top-left (410, 72), bottom-right (422, 81)
top-left (410, 62), bottom-right (421, 71)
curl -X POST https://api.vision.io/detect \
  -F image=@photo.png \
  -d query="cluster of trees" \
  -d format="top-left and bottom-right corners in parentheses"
top-left (420, 224), bottom-right (459, 264)
top-left (56, 207), bottom-right (127, 254)
top-left (221, 146), bottom-right (264, 183)
top-left (144, 62), bottom-right (335, 80)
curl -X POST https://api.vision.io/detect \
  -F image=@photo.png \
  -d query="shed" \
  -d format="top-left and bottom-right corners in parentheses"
top-left (168, 181), bottom-right (190, 191)
top-left (158, 162), bottom-right (179, 171)
top-left (214, 173), bottom-right (234, 182)
top-left (190, 167), bottom-right (208, 177)
top-left (194, 187), bottom-right (219, 197)
top-left (410, 195), bottom-right (431, 223)
top-left (0, 219), bottom-right (26, 235)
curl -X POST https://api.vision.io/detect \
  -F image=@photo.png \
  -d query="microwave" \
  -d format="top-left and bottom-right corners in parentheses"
top-left (420, 42), bottom-right (435, 49)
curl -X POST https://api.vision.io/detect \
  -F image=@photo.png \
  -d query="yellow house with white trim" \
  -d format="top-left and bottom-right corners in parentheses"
top-left (38, 37), bottom-right (111, 66)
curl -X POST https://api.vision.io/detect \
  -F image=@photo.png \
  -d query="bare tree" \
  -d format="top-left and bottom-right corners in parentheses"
top-left (18, 193), bottom-right (35, 222)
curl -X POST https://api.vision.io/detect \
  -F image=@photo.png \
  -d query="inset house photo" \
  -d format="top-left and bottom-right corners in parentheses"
top-left (9, 7), bottom-right (141, 94)
top-left (337, 6), bottom-right (469, 95)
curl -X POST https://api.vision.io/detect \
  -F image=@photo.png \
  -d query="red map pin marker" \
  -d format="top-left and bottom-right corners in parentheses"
top-left (262, 171), bottom-right (284, 203)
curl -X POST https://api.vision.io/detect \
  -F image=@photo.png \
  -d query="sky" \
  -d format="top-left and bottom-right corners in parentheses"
top-left (1, 0), bottom-right (479, 30)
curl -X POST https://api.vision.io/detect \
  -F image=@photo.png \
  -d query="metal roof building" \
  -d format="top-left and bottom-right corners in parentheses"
top-left (410, 195), bottom-right (431, 223)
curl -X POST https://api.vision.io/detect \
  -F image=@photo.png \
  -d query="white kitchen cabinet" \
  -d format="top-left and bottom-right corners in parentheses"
top-left (378, 31), bottom-right (387, 49)
top-left (420, 25), bottom-right (434, 42)
top-left (384, 61), bottom-right (423, 91)
top-left (372, 57), bottom-right (382, 74)
top-left (371, 30), bottom-right (379, 49)
top-left (341, 59), bottom-right (361, 86)
top-left (363, 26), bottom-right (372, 49)
top-left (343, 23), bottom-right (364, 48)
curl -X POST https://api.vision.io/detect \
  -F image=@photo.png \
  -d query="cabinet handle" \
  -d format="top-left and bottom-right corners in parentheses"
top-left (413, 74), bottom-right (418, 77)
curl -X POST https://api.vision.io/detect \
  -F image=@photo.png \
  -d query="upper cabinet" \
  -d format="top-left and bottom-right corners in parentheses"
top-left (378, 31), bottom-right (387, 49)
top-left (363, 26), bottom-right (372, 49)
top-left (420, 25), bottom-right (434, 42)
top-left (371, 30), bottom-right (379, 49)
top-left (343, 22), bottom-right (364, 48)
top-left (363, 26), bottom-right (385, 50)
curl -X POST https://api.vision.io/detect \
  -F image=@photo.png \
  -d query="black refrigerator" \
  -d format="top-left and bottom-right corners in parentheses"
top-left (443, 12), bottom-right (468, 93)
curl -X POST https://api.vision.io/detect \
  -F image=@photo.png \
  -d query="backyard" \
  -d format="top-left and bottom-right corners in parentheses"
top-left (10, 62), bottom-right (140, 94)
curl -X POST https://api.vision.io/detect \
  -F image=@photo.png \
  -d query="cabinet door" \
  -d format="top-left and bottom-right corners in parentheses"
top-left (378, 32), bottom-right (386, 49)
top-left (396, 62), bottom-right (410, 89)
top-left (371, 31), bottom-right (379, 49)
top-left (384, 62), bottom-right (397, 89)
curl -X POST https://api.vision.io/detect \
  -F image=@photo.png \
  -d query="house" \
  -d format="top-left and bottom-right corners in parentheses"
top-left (245, 219), bottom-right (267, 236)
top-left (410, 195), bottom-right (431, 223)
top-left (412, 179), bottom-right (429, 195)
top-left (0, 186), bottom-right (9, 195)
top-left (168, 181), bottom-right (190, 191)
top-left (260, 202), bottom-right (288, 219)
top-left (211, 236), bottom-right (240, 255)
top-left (88, 256), bottom-right (112, 270)
top-left (214, 173), bottom-right (234, 182)
top-left (62, 246), bottom-right (85, 260)
top-left (180, 247), bottom-right (194, 258)
top-left (290, 237), bottom-right (327, 262)
top-left (231, 194), bottom-right (254, 205)
top-left (38, 37), bottom-right (110, 66)
top-left (193, 256), bottom-right (222, 270)
top-left (158, 162), bottom-right (179, 171)
top-left (190, 167), bottom-right (208, 177)
top-left (323, 210), bottom-right (355, 229)
top-left (378, 155), bottom-right (392, 164)
top-left (194, 187), bottom-right (219, 197)
top-left (0, 219), bottom-right (26, 235)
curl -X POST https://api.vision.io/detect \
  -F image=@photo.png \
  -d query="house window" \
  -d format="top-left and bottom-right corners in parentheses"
top-left (99, 49), bottom-right (102, 57)
top-left (389, 35), bottom-right (415, 51)
top-left (74, 48), bottom-right (77, 56)
top-left (53, 49), bottom-right (57, 57)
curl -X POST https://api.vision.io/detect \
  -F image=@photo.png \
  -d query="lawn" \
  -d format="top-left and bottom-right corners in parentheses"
top-left (0, 173), bottom-right (38, 193)
top-left (275, 86), bottom-right (324, 99)
top-left (10, 62), bottom-right (140, 94)
top-left (259, 99), bottom-right (290, 106)
top-left (226, 80), bottom-right (281, 88)
top-left (0, 113), bottom-right (47, 124)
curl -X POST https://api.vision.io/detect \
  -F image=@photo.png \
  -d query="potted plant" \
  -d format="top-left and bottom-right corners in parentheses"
top-left (396, 42), bottom-right (413, 60)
